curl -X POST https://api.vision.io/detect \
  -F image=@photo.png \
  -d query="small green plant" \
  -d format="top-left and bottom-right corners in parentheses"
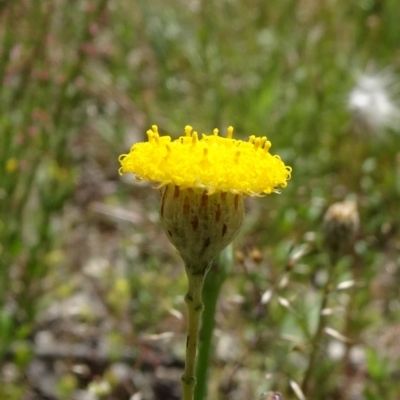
top-left (119, 124), bottom-right (291, 399)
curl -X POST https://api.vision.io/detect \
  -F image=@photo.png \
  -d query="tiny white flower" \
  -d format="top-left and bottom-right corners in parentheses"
top-left (348, 68), bottom-right (400, 133)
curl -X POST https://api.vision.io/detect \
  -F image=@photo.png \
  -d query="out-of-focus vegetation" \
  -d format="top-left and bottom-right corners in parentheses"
top-left (0, 0), bottom-right (399, 399)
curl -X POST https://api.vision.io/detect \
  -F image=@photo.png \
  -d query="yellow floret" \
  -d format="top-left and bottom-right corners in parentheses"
top-left (119, 125), bottom-right (291, 196)
top-left (6, 158), bottom-right (18, 173)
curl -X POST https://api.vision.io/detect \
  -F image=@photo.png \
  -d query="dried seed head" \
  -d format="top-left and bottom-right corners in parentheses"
top-left (323, 200), bottom-right (359, 257)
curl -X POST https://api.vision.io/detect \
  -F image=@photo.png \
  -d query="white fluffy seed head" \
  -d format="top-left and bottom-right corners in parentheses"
top-left (348, 68), bottom-right (400, 134)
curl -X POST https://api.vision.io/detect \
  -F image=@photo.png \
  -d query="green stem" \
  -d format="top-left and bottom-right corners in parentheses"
top-left (194, 270), bottom-right (221, 400)
top-left (301, 258), bottom-right (336, 396)
top-left (194, 246), bottom-right (233, 400)
top-left (181, 268), bottom-right (207, 400)
top-left (341, 253), bottom-right (361, 400)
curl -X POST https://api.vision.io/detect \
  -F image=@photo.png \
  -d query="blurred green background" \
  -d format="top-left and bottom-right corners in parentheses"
top-left (0, 0), bottom-right (399, 399)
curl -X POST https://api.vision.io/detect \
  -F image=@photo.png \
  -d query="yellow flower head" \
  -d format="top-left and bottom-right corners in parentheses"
top-left (119, 125), bottom-right (291, 196)
top-left (6, 158), bottom-right (18, 173)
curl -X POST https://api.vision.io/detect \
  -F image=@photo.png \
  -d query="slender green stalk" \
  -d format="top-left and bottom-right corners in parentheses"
top-left (181, 267), bottom-right (207, 400)
top-left (195, 246), bottom-right (233, 400)
top-left (0, 3), bottom-right (14, 96)
top-left (340, 253), bottom-right (361, 400)
top-left (194, 274), bottom-right (220, 400)
top-left (301, 256), bottom-right (337, 396)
